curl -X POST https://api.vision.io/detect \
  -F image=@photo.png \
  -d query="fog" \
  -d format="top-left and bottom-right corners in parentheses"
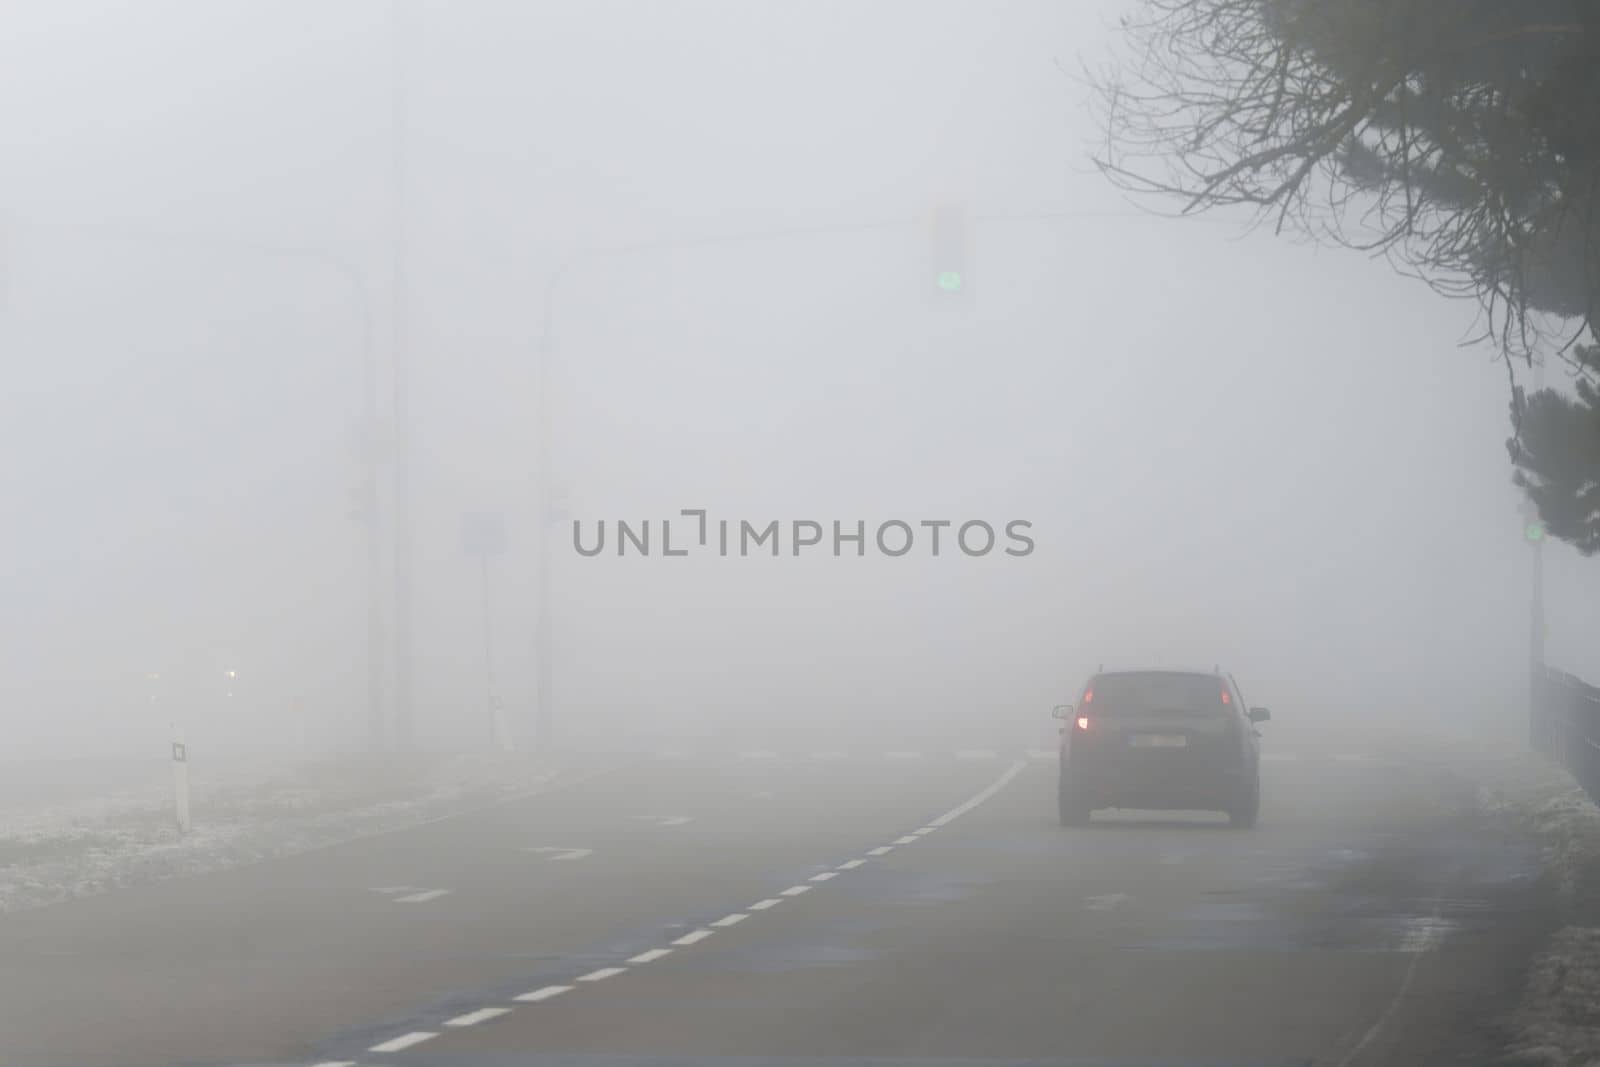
top-left (0, 0), bottom-right (1586, 764)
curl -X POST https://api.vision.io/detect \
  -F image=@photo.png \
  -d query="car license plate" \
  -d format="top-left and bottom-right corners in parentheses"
top-left (1129, 734), bottom-right (1187, 748)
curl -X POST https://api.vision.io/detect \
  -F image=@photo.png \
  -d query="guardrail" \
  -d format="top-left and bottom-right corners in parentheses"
top-left (1532, 665), bottom-right (1600, 805)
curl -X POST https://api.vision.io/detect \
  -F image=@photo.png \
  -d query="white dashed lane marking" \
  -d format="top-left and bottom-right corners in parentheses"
top-left (577, 967), bottom-right (627, 982)
top-left (393, 889), bottom-right (451, 904)
top-left (336, 759), bottom-right (1030, 1067)
top-left (672, 929), bottom-right (715, 946)
top-left (893, 835), bottom-right (919, 845)
top-left (445, 1007), bottom-right (511, 1027)
top-left (513, 985), bottom-right (573, 1003)
top-left (369, 1031), bottom-right (437, 1053)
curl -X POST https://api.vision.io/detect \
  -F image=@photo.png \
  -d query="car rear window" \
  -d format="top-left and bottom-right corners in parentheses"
top-left (1084, 672), bottom-right (1226, 714)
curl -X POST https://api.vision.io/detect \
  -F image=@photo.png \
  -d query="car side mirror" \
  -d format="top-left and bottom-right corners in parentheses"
top-left (1051, 704), bottom-right (1072, 720)
top-left (1248, 707), bottom-right (1271, 723)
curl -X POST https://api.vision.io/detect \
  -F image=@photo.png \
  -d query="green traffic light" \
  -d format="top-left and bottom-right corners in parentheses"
top-left (936, 271), bottom-right (964, 292)
top-left (1526, 521), bottom-right (1546, 543)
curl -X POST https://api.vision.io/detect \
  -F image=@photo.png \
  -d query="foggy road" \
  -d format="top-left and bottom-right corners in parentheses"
top-left (0, 740), bottom-right (1546, 1067)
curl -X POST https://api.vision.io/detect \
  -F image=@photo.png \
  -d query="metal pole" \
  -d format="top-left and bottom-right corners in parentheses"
top-left (354, 275), bottom-right (385, 754)
top-left (481, 552), bottom-right (497, 748)
top-left (535, 270), bottom-right (559, 753)
top-left (390, 0), bottom-right (414, 752)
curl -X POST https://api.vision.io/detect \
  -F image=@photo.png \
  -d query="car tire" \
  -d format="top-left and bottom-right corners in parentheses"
top-left (1227, 774), bottom-right (1260, 828)
top-left (1058, 780), bottom-right (1093, 827)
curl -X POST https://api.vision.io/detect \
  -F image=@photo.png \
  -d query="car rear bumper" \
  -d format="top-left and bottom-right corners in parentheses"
top-left (1063, 756), bottom-right (1252, 810)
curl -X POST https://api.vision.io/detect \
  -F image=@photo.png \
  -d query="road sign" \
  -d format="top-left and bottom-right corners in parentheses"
top-left (463, 512), bottom-right (507, 556)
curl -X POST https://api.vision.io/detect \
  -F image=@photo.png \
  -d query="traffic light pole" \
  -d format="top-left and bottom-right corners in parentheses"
top-left (389, 0), bottom-right (415, 753)
top-left (529, 207), bottom-right (1190, 751)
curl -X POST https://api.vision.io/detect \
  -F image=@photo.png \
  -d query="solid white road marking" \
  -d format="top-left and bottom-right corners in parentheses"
top-left (837, 859), bottom-right (865, 870)
top-left (311, 1062), bottom-right (357, 1067)
top-left (913, 827), bottom-right (937, 835)
top-left (628, 948), bottom-right (673, 963)
top-left (577, 967), bottom-right (627, 982)
top-left (867, 846), bottom-right (894, 856)
top-left (1026, 748), bottom-right (1055, 760)
top-left (369, 1031), bottom-right (438, 1053)
top-left (394, 889), bottom-right (451, 904)
top-left (673, 929), bottom-right (715, 946)
top-left (749, 898), bottom-right (782, 910)
top-left (513, 985), bottom-right (573, 1003)
top-left (445, 1007), bottom-right (512, 1027)
top-left (711, 913), bottom-right (748, 927)
top-left (893, 835), bottom-right (919, 845)
top-left (1086, 893), bottom-right (1129, 911)
top-left (927, 759), bottom-right (1027, 827)
top-left (524, 847), bottom-right (593, 861)
top-left (779, 885), bottom-right (812, 897)
top-left (809, 872), bottom-right (837, 882)
top-left (632, 815), bottom-right (693, 827)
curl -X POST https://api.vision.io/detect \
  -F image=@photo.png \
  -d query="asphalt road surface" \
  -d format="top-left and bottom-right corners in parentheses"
top-left (0, 741), bottom-right (1550, 1067)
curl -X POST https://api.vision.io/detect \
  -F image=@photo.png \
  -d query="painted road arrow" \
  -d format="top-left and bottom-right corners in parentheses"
top-left (523, 847), bottom-right (594, 861)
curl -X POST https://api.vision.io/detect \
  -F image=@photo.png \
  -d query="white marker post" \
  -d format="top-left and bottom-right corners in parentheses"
top-left (171, 724), bottom-right (191, 835)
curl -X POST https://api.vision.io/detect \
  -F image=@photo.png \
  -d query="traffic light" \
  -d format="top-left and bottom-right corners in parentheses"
top-left (929, 201), bottom-right (972, 300)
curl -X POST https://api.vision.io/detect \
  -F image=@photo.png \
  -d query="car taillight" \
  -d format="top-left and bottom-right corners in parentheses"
top-left (1220, 689), bottom-right (1231, 706)
top-left (1075, 715), bottom-right (1090, 731)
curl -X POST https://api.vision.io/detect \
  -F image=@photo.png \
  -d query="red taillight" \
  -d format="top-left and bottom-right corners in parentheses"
top-left (1220, 689), bottom-right (1231, 705)
top-left (1082, 688), bottom-right (1094, 704)
top-left (1075, 715), bottom-right (1090, 731)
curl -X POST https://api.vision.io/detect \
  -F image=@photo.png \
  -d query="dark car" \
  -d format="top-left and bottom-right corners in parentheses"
top-left (1053, 668), bottom-right (1270, 827)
